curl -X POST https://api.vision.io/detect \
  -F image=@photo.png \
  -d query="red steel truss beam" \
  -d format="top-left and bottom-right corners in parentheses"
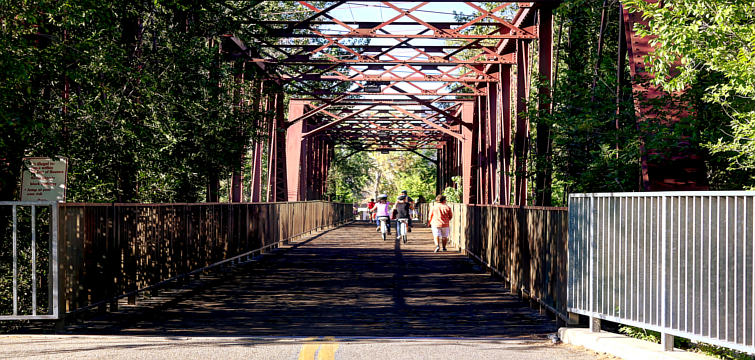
top-left (280, 75), bottom-right (498, 82)
top-left (302, 105), bottom-right (377, 137)
top-left (286, 94), bottom-right (348, 127)
top-left (282, 90), bottom-right (486, 96)
top-left (622, 4), bottom-right (708, 191)
top-left (262, 32), bottom-right (536, 40)
top-left (256, 3), bottom-right (556, 205)
top-left (259, 44), bottom-right (497, 52)
top-left (248, 1), bottom-right (531, 97)
top-left (275, 59), bottom-right (514, 65)
top-left (390, 106), bottom-right (463, 141)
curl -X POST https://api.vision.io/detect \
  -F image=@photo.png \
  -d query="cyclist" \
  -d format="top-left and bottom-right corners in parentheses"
top-left (371, 194), bottom-right (391, 234)
top-left (393, 195), bottom-right (414, 239)
top-left (399, 190), bottom-right (414, 232)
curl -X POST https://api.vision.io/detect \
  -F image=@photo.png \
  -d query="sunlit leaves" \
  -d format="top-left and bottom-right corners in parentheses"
top-left (623, 0), bottom-right (755, 169)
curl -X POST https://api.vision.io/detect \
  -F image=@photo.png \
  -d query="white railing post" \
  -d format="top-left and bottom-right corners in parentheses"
top-left (660, 195), bottom-right (673, 351)
top-left (0, 201), bottom-right (61, 321)
top-left (589, 195), bottom-right (600, 332)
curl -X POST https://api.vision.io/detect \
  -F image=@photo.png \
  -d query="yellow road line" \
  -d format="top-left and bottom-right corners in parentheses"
top-left (298, 337), bottom-right (340, 360)
top-left (298, 337), bottom-right (319, 360)
top-left (317, 337), bottom-right (339, 360)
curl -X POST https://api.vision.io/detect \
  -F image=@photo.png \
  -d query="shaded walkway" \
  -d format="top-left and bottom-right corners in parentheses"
top-left (27, 222), bottom-right (558, 337)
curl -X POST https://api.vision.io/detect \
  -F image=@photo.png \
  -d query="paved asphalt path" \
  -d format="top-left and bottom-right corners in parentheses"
top-left (0, 335), bottom-right (605, 359)
top-left (7, 222), bottom-right (601, 359)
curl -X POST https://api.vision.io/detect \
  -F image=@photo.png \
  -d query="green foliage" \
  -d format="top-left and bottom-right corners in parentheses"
top-left (619, 325), bottom-right (662, 343)
top-left (327, 149), bottom-right (375, 203)
top-left (619, 326), bottom-right (753, 360)
top-left (521, 0), bottom-right (755, 202)
top-left (393, 150), bottom-right (437, 203)
top-left (0, 0), bottom-right (289, 203)
top-left (623, 0), bottom-right (755, 170)
top-left (383, 152), bottom-right (435, 202)
top-left (327, 150), bottom-right (437, 204)
top-left (442, 176), bottom-right (463, 203)
top-left (692, 342), bottom-right (755, 360)
top-left (525, 0), bottom-right (643, 202)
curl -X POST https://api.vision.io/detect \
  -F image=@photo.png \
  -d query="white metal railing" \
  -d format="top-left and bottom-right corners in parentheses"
top-left (568, 191), bottom-right (755, 353)
top-left (1, 201), bottom-right (60, 320)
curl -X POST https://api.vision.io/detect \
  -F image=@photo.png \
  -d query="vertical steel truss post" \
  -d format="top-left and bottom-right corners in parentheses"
top-left (514, 39), bottom-right (530, 206)
top-left (265, 93), bottom-right (277, 203)
top-left (230, 86), bottom-right (245, 202)
top-left (310, 137), bottom-right (318, 200)
top-left (535, 5), bottom-right (554, 206)
top-left (501, 65), bottom-right (513, 205)
top-left (266, 92), bottom-right (289, 202)
top-left (306, 136), bottom-right (315, 200)
top-left (486, 75), bottom-right (499, 205)
top-left (461, 101), bottom-right (478, 204)
top-left (477, 95), bottom-right (488, 204)
top-left (249, 83), bottom-right (270, 202)
top-left (286, 100), bottom-right (307, 201)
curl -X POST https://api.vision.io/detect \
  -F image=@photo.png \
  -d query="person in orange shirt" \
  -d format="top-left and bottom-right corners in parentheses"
top-left (428, 194), bottom-right (453, 252)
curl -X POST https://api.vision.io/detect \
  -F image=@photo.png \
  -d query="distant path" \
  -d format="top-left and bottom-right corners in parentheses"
top-left (19, 222), bottom-right (558, 337)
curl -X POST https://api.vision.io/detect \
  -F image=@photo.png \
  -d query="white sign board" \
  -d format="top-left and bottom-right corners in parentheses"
top-left (20, 157), bottom-right (68, 202)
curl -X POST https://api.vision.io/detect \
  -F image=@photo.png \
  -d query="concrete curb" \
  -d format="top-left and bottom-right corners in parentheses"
top-left (558, 328), bottom-right (716, 360)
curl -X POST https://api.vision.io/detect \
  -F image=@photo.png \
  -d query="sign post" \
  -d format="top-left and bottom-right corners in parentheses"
top-left (20, 157), bottom-right (68, 202)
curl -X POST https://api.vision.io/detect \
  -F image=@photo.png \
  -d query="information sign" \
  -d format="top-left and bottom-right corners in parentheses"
top-left (20, 157), bottom-right (68, 202)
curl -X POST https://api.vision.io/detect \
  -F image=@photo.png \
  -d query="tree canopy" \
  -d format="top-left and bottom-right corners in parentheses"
top-left (623, 0), bottom-right (755, 170)
top-left (327, 149), bottom-right (437, 205)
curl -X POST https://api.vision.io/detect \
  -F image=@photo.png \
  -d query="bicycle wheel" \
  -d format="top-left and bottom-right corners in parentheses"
top-left (402, 234), bottom-right (407, 244)
top-left (382, 231), bottom-right (386, 241)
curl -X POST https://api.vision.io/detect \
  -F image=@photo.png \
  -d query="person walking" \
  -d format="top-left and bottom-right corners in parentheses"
top-left (428, 195), bottom-right (453, 252)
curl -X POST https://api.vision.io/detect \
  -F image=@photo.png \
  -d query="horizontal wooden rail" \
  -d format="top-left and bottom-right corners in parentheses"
top-left (419, 202), bottom-right (568, 321)
top-left (57, 201), bottom-right (352, 315)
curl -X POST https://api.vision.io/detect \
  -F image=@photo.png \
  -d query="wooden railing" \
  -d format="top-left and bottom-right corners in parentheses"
top-left (57, 201), bottom-right (352, 314)
top-left (419, 203), bottom-right (568, 322)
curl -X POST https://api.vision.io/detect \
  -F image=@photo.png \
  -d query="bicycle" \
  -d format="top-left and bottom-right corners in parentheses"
top-left (377, 216), bottom-right (390, 241)
top-left (396, 218), bottom-right (409, 244)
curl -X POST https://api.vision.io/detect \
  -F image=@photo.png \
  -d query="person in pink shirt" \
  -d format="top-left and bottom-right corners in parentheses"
top-left (370, 194), bottom-right (392, 234)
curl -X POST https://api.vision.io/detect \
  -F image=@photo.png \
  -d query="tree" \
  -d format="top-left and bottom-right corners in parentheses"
top-left (0, 0), bottom-right (268, 202)
top-left (442, 176), bottom-right (463, 203)
top-left (326, 149), bottom-right (375, 203)
top-left (326, 149), bottom-right (438, 204)
top-left (623, 0), bottom-right (755, 170)
top-left (394, 150), bottom-right (437, 203)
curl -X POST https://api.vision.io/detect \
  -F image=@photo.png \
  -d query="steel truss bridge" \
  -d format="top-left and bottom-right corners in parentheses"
top-left (221, 0), bottom-right (709, 205)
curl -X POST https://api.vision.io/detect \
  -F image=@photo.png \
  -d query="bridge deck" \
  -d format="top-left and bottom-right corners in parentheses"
top-left (23, 222), bottom-right (558, 337)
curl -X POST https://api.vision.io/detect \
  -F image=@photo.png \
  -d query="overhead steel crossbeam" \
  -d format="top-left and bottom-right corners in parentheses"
top-left (246, 1), bottom-right (531, 98)
top-left (289, 99), bottom-right (458, 151)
